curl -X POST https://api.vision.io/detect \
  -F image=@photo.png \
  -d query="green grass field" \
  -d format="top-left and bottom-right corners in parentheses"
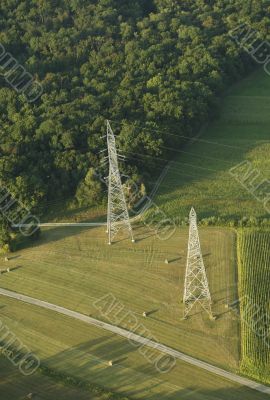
top-left (238, 229), bottom-right (270, 385)
top-left (0, 294), bottom-right (266, 400)
top-left (0, 355), bottom-right (98, 400)
top-left (0, 226), bottom-right (239, 369)
top-left (153, 68), bottom-right (270, 222)
top-left (0, 224), bottom-right (254, 399)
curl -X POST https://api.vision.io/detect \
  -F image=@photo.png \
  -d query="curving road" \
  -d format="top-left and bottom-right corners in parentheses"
top-left (0, 287), bottom-right (270, 396)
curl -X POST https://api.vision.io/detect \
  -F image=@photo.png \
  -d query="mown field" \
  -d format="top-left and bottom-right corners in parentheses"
top-left (0, 294), bottom-right (266, 400)
top-left (0, 224), bottom-right (249, 399)
top-left (0, 355), bottom-right (97, 400)
top-left (0, 226), bottom-right (239, 368)
top-left (152, 68), bottom-right (270, 222)
top-left (238, 229), bottom-right (270, 385)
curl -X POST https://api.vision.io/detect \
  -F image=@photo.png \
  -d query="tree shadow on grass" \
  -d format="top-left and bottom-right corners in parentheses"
top-left (36, 335), bottom-right (265, 400)
top-left (15, 224), bottom-right (95, 252)
top-left (14, 217), bottom-right (149, 252)
top-left (0, 332), bottom-right (267, 400)
top-left (41, 337), bottom-right (270, 400)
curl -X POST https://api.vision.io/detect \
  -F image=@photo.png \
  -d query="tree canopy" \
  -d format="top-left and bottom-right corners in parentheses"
top-left (0, 0), bottom-right (268, 218)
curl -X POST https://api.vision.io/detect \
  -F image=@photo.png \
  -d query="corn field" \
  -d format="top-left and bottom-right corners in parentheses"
top-left (238, 229), bottom-right (270, 383)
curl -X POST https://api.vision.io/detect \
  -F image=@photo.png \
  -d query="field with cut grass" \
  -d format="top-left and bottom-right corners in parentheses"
top-left (0, 355), bottom-right (98, 400)
top-left (238, 229), bottom-right (270, 385)
top-left (0, 224), bottom-right (253, 399)
top-left (0, 225), bottom-right (239, 369)
top-left (152, 68), bottom-right (270, 223)
top-left (0, 294), bottom-right (266, 400)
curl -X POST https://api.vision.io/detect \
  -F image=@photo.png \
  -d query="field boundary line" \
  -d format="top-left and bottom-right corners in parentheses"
top-left (0, 288), bottom-right (270, 395)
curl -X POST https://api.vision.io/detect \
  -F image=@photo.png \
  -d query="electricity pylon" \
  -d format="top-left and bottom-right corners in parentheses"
top-left (183, 207), bottom-right (214, 320)
top-left (106, 120), bottom-right (134, 245)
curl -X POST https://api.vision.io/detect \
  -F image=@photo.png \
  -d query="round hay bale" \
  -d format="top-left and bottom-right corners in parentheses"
top-left (108, 360), bottom-right (113, 366)
top-left (142, 311), bottom-right (147, 317)
top-left (164, 259), bottom-right (169, 264)
top-left (4, 257), bottom-right (9, 262)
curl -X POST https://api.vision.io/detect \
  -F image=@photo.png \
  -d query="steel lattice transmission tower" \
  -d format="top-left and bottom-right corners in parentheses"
top-left (106, 120), bottom-right (134, 245)
top-left (183, 207), bottom-right (214, 320)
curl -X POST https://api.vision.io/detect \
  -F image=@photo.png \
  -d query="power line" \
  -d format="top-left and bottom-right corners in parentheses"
top-left (108, 118), bottom-right (270, 151)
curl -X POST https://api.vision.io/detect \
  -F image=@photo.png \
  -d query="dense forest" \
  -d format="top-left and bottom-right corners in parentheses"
top-left (0, 0), bottom-right (269, 244)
